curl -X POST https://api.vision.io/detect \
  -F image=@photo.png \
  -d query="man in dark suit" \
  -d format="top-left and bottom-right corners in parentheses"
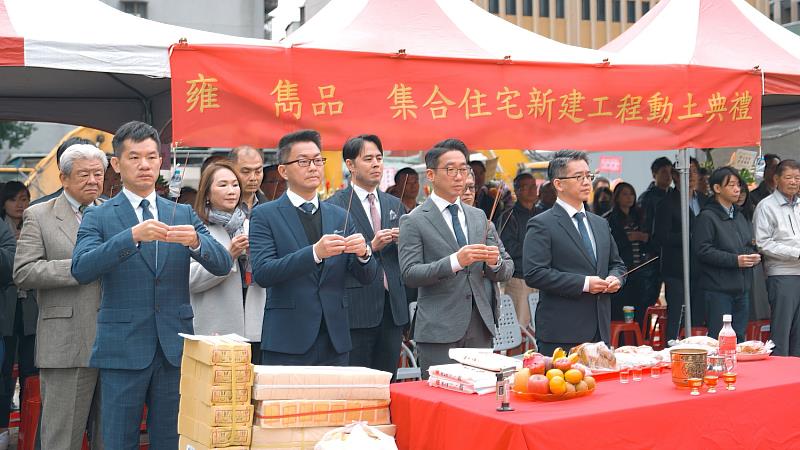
top-left (399, 145), bottom-right (513, 376)
top-left (327, 135), bottom-right (409, 377)
top-left (250, 130), bottom-right (377, 366)
top-left (523, 150), bottom-right (626, 355)
top-left (71, 121), bottom-right (232, 449)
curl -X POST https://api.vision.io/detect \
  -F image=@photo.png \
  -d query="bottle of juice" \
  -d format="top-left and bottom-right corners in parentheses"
top-left (718, 314), bottom-right (737, 369)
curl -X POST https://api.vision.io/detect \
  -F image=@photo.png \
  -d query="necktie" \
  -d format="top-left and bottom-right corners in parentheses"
top-left (573, 212), bottom-right (596, 265)
top-left (76, 204), bottom-right (87, 223)
top-left (140, 198), bottom-right (154, 221)
top-left (300, 202), bottom-right (315, 214)
top-left (139, 199), bottom-right (156, 268)
top-left (368, 193), bottom-right (389, 290)
top-left (447, 204), bottom-right (467, 247)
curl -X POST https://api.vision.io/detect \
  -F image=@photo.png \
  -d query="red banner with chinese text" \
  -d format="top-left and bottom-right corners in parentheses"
top-left (170, 45), bottom-right (762, 151)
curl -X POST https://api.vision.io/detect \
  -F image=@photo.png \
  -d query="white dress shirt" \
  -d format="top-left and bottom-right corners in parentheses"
top-left (353, 183), bottom-right (380, 230)
top-left (555, 198), bottom-right (599, 293)
top-left (429, 192), bottom-right (469, 273)
top-left (122, 188), bottom-right (159, 222)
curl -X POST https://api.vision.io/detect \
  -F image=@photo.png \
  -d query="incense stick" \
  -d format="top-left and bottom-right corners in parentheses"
top-left (619, 256), bottom-right (659, 278)
top-left (393, 174), bottom-right (409, 222)
top-left (483, 184), bottom-right (503, 243)
top-left (497, 209), bottom-right (515, 237)
top-left (339, 184), bottom-right (355, 235)
top-left (272, 180), bottom-right (279, 201)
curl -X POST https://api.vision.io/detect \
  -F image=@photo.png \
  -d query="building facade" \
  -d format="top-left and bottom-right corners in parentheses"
top-left (474, 0), bottom-right (791, 49)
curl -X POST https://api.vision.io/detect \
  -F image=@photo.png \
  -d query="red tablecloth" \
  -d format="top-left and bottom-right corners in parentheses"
top-left (390, 357), bottom-right (800, 450)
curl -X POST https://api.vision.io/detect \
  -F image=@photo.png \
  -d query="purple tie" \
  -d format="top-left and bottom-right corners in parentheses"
top-left (368, 193), bottom-right (389, 291)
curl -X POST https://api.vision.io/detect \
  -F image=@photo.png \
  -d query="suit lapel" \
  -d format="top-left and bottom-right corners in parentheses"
top-left (464, 203), bottom-right (482, 245)
top-left (320, 201), bottom-right (337, 284)
top-left (53, 195), bottom-right (78, 246)
top-left (378, 191), bottom-right (398, 229)
top-left (420, 198), bottom-right (459, 252)
top-left (114, 193), bottom-right (157, 274)
top-left (553, 204), bottom-right (596, 268)
top-left (347, 188), bottom-right (375, 239)
top-left (155, 196), bottom-right (172, 276)
top-left (277, 194), bottom-right (309, 249)
top-left (588, 214), bottom-right (608, 272)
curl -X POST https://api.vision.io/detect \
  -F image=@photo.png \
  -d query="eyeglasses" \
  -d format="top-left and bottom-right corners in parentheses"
top-left (464, 185), bottom-right (476, 192)
top-left (558, 173), bottom-right (595, 183)
top-left (435, 167), bottom-right (470, 178)
top-left (283, 157), bottom-right (326, 167)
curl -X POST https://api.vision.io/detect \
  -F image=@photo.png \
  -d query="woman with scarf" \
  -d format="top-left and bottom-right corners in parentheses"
top-left (190, 161), bottom-right (266, 363)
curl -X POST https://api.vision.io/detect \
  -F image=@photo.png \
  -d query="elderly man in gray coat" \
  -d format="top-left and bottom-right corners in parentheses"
top-left (13, 143), bottom-right (107, 449)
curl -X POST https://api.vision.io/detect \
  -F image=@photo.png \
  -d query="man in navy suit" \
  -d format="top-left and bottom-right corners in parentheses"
top-left (327, 135), bottom-right (408, 377)
top-left (250, 130), bottom-right (377, 366)
top-left (71, 121), bottom-right (231, 450)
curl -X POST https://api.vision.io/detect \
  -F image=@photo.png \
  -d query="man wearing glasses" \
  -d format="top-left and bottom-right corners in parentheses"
top-left (399, 145), bottom-right (513, 376)
top-left (249, 129), bottom-right (376, 366)
top-left (523, 150), bottom-right (626, 356)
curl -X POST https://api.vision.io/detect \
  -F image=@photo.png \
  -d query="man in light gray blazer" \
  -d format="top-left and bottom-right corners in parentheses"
top-left (13, 143), bottom-right (107, 450)
top-left (399, 145), bottom-right (513, 376)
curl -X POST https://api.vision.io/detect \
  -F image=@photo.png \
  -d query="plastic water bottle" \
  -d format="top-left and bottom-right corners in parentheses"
top-left (718, 314), bottom-right (737, 369)
top-left (168, 166), bottom-right (183, 199)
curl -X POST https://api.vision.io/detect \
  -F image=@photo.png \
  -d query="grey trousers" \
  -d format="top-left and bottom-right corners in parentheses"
top-left (39, 367), bottom-right (102, 450)
top-left (417, 303), bottom-right (493, 379)
top-left (767, 275), bottom-right (800, 357)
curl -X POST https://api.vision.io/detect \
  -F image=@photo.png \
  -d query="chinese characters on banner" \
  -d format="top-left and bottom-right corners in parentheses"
top-left (171, 45), bottom-right (762, 151)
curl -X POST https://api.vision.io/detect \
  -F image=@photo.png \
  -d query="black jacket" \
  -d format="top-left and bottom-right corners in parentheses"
top-left (637, 182), bottom-right (670, 234)
top-left (606, 207), bottom-right (652, 268)
top-left (691, 200), bottom-right (755, 295)
top-left (496, 202), bottom-right (536, 278)
top-left (652, 189), bottom-right (705, 279)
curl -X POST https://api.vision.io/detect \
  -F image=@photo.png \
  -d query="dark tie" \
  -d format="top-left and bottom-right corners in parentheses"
top-left (447, 204), bottom-right (467, 247)
top-left (573, 211), bottom-right (596, 265)
top-left (300, 202), bottom-right (315, 214)
top-left (76, 204), bottom-right (88, 223)
top-left (140, 199), bottom-right (154, 221)
top-left (139, 199), bottom-right (156, 267)
top-left (368, 193), bottom-right (389, 290)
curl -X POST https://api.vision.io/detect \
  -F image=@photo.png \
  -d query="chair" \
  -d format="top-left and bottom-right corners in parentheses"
top-left (746, 320), bottom-right (770, 342)
top-left (610, 321), bottom-right (644, 348)
top-left (493, 294), bottom-right (523, 354)
top-left (396, 302), bottom-right (422, 381)
top-left (522, 291), bottom-right (540, 352)
top-left (643, 305), bottom-right (667, 350)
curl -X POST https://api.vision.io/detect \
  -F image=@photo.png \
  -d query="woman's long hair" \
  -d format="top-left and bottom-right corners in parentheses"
top-left (193, 161), bottom-right (244, 224)
top-left (0, 181), bottom-right (29, 220)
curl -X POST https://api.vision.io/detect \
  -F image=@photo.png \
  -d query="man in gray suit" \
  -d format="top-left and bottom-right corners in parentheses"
top-left (399, 146), bottom-right (513, 376)
top-left (13, 143), bottom-right (107, 449)
top-left (327, 135), bottom-right (409, 377)
top-left (523, 150), bottom-right (626, 356)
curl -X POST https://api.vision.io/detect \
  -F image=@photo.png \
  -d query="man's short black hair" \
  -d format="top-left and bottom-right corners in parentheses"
top-left (56, 137), bottom-right (93, 168)
top-left (394, 167), bottom-right (417, 184)
top-left (513, 172), bottom-right (534, 191)
top-left (277, 130), bottom-right (322, 164)
top-left (342, 134), bottom-right (383, 161)
top-left (547, 150), bottom-right (589, 181)
top-left (709, 166), bottom-right (744, 194)
top-left (112, 121), bottom-right (160, 157)
top-left (650, 157), bottom-right (673, 174)
top-left (425, 147), bottom-right (466, 170)
top-left (434, 138), bottom-right (468, 154)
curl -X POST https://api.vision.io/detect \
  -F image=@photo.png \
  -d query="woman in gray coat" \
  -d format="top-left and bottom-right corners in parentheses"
top-left (189, 161), bottom-right (266, 363)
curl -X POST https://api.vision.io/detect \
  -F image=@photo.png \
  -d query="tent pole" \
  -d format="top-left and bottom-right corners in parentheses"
top-left (679, 148), bottom-right (692, 340)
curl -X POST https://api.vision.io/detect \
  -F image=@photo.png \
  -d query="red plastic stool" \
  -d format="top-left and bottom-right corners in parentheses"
top-left (643, 305), bottom-right (667, 350)
top-left (746, 320), bottom-right (770, 341)
top-left (610, 321), bottom-right (644, 348)
top-left (679, 326), bottom-right (709, 338)
top-left (17, 375), bottom-right (40, 450)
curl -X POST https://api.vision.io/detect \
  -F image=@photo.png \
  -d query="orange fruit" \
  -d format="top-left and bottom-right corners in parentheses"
top-left (564, 369), bottom-right (584, 384)
top-left (584, 376), bottom-right (596, 390)
top-left (549, 376), bottom-right (567, 395)
top-left (514, 368), bottom-right (531, 392)
top-left (546, 368), bottom-right (564, 380)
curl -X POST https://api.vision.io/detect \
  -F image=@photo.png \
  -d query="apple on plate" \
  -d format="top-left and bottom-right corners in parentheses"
top-left (527, 374), bottom-right (550, 395)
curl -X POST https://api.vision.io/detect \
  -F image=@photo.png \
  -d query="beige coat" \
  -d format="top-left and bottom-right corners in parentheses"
top-left (13, 194), bottom-right (102, 368)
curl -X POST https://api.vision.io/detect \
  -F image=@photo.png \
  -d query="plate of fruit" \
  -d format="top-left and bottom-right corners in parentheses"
top-left (512, 349), bottom-right (596, 401)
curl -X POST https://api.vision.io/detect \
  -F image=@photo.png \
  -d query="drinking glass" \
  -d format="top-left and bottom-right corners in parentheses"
top-left (619, 365), bottom-right (630, 384)
top-left (632, 365), bottom-right (643, 382)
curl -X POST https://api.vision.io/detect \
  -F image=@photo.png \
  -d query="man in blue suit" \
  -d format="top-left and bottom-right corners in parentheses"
top-left (71, 121), bottom-right (232, 450)
top-left (327, 135), bottom-right (409, 377)
top-left (250, 129), bottom-right (377, 366)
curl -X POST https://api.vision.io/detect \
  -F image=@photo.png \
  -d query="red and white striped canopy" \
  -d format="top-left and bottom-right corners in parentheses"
top-left (283, 0), bottom-right (608, 64)
top-left (602, 0), bottom-right (800, 95)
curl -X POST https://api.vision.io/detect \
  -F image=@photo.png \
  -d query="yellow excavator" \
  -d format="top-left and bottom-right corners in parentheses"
top-left (24, 127), bottom-right (114, 201)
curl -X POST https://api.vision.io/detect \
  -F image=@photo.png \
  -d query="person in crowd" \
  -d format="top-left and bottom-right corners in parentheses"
top-left (31, 137), bottom-right (93, 206)
top-left (389, 168), bottom-right (421, 212)
top-left (592, 176), bottom-right (611, 192)
top-left (0, 181), bottom-right (37, 447)
top-left (497, 173), bottom-right (539, 328)
top-left (260, 164), bottom-right (287, 202)
top-left (200, 155), bottom-right (227, 175)
top-left (466, 158), bottom-right (492, 217)
top-left (696, 166), bottom-right (711, 198)
top-left (692, 167), bottom-right (760, 342)
top-left (13, 144), bottom-right (106, 449)
top-left (250, 130), bottom-right (376, 366)
top-left (653, 158), bottom-right (704, 341)
top-left (638, 157), bottom-right (674, 229)
top-left (101, 154), bottom-right (122, 199)
top-left (0, 213), bottom-right (14, 450)
top-left (326, 135), bottom-right (408, 376)
top-left (750, 153), bottom-right (781, 206)
top-left (190, 161), bottom-right (266, 363)
top-left (230, 146), bottom-right (266, 217)
top-left (524, 151), bottom-right (625, 355)
top-left (398, 145), bottom-right (513, 376)
top-left (71, 121), bottom-right (232, 449)
top-left (606, 182), bottom-right (653, 326)
top-left (592, 186), bottom-right (613, 217)
top-left (461, 168), bottom-right (477, 207)
top-left (535, 181), bottom-right (557, 214)
top-left (737, 180), bottom-right (756, 222)
top-left (178, 187), bottom-right (197, 205)
top-left (754, 159), bottom-right (800, 356)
